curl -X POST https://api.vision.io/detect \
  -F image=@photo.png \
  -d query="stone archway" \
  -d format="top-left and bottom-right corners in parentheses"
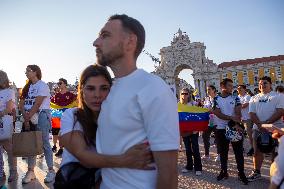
top-left (153, 29), bottom-right (219, 98)
top-left (174, 64), bottom-right (194, 93)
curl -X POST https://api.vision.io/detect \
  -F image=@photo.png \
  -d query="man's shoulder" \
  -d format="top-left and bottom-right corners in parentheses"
top-left (139, 69), bottom-right (166, 83)
top-left (138, 69), bottom-right (169, 90)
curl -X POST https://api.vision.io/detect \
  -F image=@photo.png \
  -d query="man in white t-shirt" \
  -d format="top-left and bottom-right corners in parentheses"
top-left (93, 14), bottom-right (179, 189)
top-left (237, 85), bottom-right (254, 156)
top-left (212, 78), bottom-right (248, 185)
top-left (248, 76), bottom-right (284, 181)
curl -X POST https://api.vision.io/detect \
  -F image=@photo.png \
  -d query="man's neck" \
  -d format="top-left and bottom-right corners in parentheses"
top-left (261, 90), bottom-right (272, 95)
top-left (110, 57), bottom-right (137, 78)
top-left (221, 90), bottom-right (231, 97)
top-left (239, 92), bottom-right (246, 97)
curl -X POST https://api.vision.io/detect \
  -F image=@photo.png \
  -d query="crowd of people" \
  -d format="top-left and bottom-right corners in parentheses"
top-left (0, 14), bottom-right (283, 189)
top-left (178, 77), bottom-right (284, 187)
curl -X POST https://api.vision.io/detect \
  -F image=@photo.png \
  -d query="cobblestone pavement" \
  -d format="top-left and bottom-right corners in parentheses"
top-left (1, 137), bottom-right (271, 189)
top-left (178, 137), bottom-right (271, 189)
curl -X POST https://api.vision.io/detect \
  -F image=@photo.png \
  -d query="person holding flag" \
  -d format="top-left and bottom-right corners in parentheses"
top-left (50, 78), bottom-right (77, 157)
top-left (178, 88), bottom-right (210, 176)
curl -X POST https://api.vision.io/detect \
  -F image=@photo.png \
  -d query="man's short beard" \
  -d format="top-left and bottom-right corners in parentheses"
top-left (97, 43), bottom-right (124, 67)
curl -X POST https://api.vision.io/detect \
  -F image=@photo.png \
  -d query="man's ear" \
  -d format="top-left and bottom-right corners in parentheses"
top-left (126, 33), bottom-right (137, 54)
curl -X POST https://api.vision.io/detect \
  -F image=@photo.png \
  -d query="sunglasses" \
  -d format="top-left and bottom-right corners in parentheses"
top-left (181, 93), bottom-right (189, 95)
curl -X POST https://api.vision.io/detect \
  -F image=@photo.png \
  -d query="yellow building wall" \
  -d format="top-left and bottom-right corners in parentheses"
top-left (227, 72), bottom-right (232, 80)
top-left (248, 70), bottom-right (254, 85)
top-left (237, 71), bottom-right (243, 84)
top-left (270, 67), bottom-right (276, 83)
top-left (282, 65), bottom-right (284, 81)
top-left (259, 68), bottom-right (264, 78)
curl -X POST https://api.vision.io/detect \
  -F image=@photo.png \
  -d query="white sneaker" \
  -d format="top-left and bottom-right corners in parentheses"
top-left (22, 171), bottom-right (36, 184)
top-left (181, 168), bottom-right (191, 173)
top-left (44, 170), bottom-right (56, 183)
top-left (214, 154), bottom-right (220, 162)
top-left (201, 155), bottom-right (210, 160)
top-left (195, 171), bottom-right (202, 176)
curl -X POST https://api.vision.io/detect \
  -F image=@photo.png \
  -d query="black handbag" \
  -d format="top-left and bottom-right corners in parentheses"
top-left (54, 162), bottom-right (98, 189)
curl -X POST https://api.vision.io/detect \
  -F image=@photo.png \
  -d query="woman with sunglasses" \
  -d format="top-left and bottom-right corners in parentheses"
top-left (19, 65), bottom-right (55, 184)
top-left (179, 88), bottom-right (202, 176)
top-left (54, 65), bottom-right (153, 188)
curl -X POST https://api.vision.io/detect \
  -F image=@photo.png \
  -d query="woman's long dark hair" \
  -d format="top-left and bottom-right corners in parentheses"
top-left (75, 64), bottom-right (112, 146)
top-left (20, 65), bottom-right (42, 99)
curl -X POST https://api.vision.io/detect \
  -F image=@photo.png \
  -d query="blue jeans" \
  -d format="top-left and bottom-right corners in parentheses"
top-left (28, 110), bottom-right (53, 169)
top-left (183, 133), bottom-right (202, 171)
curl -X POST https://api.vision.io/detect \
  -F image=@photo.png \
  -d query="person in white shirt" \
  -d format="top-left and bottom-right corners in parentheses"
top-left (56, 65), bottom-right (153, 188)
top-left (213, 78), bottom-right (248, 185)
top-left (237, 84), bottom-right (254, 156)
top-left (19, 65), bottom-right (55, 184)
top-left (93, 14), bottom-right (180, 189)
top-left (248, 76), bottom-right (284, 181)
top-left (202, 85), bottom-right (220, 161)
top-left (0, 70), bottom-right (17, 183)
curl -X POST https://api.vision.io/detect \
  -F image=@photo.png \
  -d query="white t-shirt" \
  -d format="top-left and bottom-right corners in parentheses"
top-left (203, 96), bottom-right (217, 126)
top-left (0, 88), bottom-right (15, 112)
top-left (239, 94), bottom-right (251, 121)
top-left (213, 94), bottom-right (241, 129)
top-left (249, 91), bottom-right (284, 129)
top-left (97, 69), bottom-right (180, 189)
top-left (24, 80), bottom-right (50, 110)
top-left (60, 108), bottom-right (96, 167)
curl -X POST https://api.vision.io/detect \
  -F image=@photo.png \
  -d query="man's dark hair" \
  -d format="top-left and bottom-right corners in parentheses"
top-left (259, 76), bottom-right (272, 84)
top-left (108, 14), bottom-right (145, 59)
top-left (238, 84), bottom-right (246, 90)
top-left (276, 85), bottom-right (284, 93)
top-left (220, 78), bottom-right (233, 86)
top-left (59, 78), bottom-right (67, 85)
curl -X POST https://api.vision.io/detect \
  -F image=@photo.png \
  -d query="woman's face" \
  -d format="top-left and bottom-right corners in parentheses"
top-left (25, 67), bottom-right (36, 80)
top-left (83, 75), bottom-right (111, 112)
top-left (180, 90), bottom-right (189, 103)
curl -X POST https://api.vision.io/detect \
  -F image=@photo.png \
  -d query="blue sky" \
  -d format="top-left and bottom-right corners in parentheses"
top-left (0, 0), bottom-right (283, 88)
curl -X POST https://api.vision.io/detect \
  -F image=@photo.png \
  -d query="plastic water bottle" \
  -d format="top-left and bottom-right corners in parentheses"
top-left (15, 121), bottom-right (23, 133)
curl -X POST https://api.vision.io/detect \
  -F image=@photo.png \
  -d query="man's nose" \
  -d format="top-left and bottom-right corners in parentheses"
top-left (93, 38), bottom-right (100, 47)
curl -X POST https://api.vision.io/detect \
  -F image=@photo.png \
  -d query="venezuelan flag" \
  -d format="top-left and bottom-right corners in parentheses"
top-left (50, 101), bottom-right (77, 129)
top-left (178, 103), bottom-right (210, 133)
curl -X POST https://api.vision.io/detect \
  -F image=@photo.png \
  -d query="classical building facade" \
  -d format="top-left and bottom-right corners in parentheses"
top-left (153, 29), bottom-right (284, 98)
top-left (153, 29), bottom-right (219, 98)
top-left (218, 55), bottom-right (284, 93)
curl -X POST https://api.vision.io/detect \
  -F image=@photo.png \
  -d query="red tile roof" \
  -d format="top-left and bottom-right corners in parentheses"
top-left (218, 55), bottom-right (284, 68)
